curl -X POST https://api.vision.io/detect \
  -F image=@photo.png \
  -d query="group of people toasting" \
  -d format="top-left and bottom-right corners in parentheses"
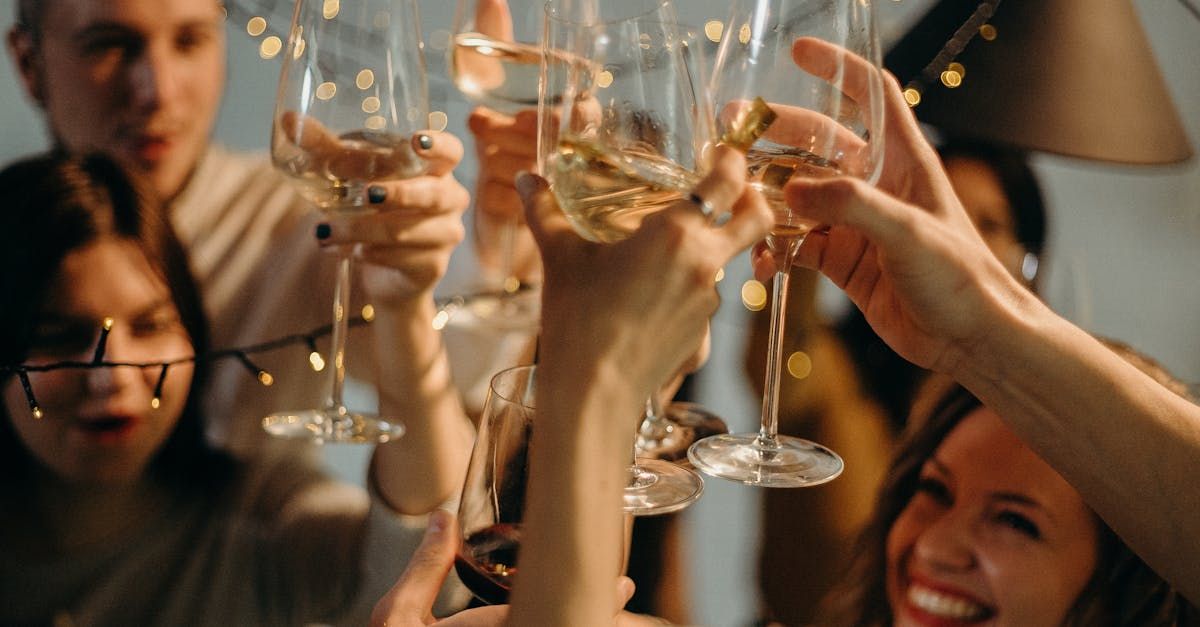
top-left (1, 0), bottom-right (1198, 626)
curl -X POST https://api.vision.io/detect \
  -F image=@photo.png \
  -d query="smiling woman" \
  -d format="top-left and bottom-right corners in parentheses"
top-left (820, 358), bottom-right (1194, 627)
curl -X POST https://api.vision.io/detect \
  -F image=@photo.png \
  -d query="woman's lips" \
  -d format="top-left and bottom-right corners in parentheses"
top-left (900, 579), bottom-right (995, 626)
top-left (74, 414), bottom-right (139, 444)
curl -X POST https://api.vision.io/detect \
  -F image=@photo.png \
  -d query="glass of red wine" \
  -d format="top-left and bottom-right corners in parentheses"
top-left (455, 364), bottom-right (535, 604)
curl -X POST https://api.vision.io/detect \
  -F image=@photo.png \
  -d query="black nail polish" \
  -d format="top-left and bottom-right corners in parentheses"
top-left (417, 134), bottom-right (434, 150)
top-left (368, 185), bottom-right (387, 204)
top-left (315, 223), bottom-right (332, 240)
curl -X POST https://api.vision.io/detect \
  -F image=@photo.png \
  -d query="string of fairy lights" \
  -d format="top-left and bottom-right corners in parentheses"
top-left (1, 309), bottom-right (376, 420)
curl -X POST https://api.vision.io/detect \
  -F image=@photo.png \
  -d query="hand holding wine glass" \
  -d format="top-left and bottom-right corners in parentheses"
top-left (688, 0), bottom-right (886, 487)
top-left (264, 0), bottom-right (432, 443)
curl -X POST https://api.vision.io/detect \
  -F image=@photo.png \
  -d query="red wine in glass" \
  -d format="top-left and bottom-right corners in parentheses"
top-left (454, 522), bottom-right (522, 605)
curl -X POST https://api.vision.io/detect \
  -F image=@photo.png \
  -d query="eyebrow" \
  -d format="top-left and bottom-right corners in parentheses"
top-left (928, 456), bottom-right (1056, 522)
top-left (72, 18), bottom-right (220, 42)
top-left (37, 298), bottom-right (176, 325)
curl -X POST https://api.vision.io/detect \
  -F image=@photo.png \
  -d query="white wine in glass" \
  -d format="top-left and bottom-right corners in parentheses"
top-left (263, 0), bottom-right (430, 443)
top-left (688, 0), bottom-right (887, 487)
top-left (541, 0), bottom-right (717, 515)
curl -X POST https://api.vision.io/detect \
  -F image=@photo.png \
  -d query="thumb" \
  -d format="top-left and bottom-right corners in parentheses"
top-left (516, 171), bottom-right (574, 252)
top-left (370, 510), bottom-right (457, 627)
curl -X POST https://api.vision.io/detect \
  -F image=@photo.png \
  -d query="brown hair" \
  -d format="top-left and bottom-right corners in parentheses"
top-left (821, 340), bottom-right (1194, 626)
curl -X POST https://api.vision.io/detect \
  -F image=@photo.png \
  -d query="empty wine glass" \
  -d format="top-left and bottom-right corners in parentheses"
top-left (263, 0), bottom-right (429, 443)
top-left (688, 0), bottom-right (886, 486)
top-left (443, 0), bottom-right (546, 331)
top-left (540, 0), bottom-right (712, 515)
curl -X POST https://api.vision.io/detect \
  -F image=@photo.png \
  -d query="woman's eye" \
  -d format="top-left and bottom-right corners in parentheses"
top-left (131, 313), bottom-right (180, 336)
top-left (914, 477), bottom-right (951, 505)
top-left (997, 511), bottom-right (1041, 539)
top-left (30, 326), bottom-right (95, 355)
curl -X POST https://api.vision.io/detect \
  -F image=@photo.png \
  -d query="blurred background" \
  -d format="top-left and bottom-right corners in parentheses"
top-left (1, 0), bottom-right (1197, 623)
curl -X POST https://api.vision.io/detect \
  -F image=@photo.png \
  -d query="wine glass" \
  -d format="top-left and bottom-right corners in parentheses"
top-left (688, 0), bottom-right (886, 486)
top-left (263, 0), bottom-right (429, 443)
top-left (540, 0), bottom-right (711, 514)
top-left (455, 364), bottom-right (535, 605)
top-left (443, 0), bottom-right (547, 331)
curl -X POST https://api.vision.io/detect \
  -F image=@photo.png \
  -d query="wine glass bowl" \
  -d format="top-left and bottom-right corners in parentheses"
top-left (455, 365), bottom-right (536, 605)
top-left (263, 0), bottom-right (430, 443)
top-left (688, 0), bottom-right (885, 487)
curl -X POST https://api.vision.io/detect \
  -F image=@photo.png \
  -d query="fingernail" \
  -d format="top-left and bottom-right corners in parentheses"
top-left (315, 223), bottom-right (332, 240)
top-left (367, 185), bottom-right (387, 204)
top-left (417, 134), bottom-right (434, 150)
top-left (514, 170), bottom-right (536, 197)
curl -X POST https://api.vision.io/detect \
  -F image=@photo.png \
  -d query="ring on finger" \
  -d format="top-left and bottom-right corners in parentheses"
top-left (688, 191), bottom-right (732, 227)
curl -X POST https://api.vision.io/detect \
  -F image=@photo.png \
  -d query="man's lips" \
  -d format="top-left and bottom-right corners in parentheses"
top-left (130, 134), bottom-right (173, 162)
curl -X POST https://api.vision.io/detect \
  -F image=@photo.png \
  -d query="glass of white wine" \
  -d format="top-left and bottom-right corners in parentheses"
top-left (264, 0), bottom-right (429, 443)
top-left (540, 0), bottom-right (715, 515)
top-left (443, 0), bottom-right (553, 331)
top-left (688, 0), bottom-right (887, 486)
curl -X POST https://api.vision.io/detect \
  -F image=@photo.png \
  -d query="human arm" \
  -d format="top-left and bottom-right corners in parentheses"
top-left (468, 107), bottom-right (542, 285)
top-left (506, 147), bottom-right (773, 625)
top-left (768, 38), bottom-right (1200, 603)
top-left (320, 131), bottom-right (475, 514)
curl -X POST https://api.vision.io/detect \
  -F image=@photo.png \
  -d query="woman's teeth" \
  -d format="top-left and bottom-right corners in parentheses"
top-left (908, 584), bottom-right (989, 621)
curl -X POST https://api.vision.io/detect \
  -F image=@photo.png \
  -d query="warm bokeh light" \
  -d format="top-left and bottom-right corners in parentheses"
top-left (259, 36), bottom-right (283, 59)
top-left (316, 81), bottom-right (337, 100)
top-left (258, 371), bottom-right (275, 386)
top-left (247, 16), bottom-right (267, 37)
top-left (786, 351), bottom-right (813, 379)
top-left (365, 116), bottom-right (387, 130)
top-left (362, 96), bottom-right (381, 113)
top-left (309, 351), bottom-right (326, 371)
top-left (903, 87), bottom-right (921, 107)
top-left (704, 20), bottom-right (724, 43)
top-left (432, 310), bottom-right (451, 331)
top-left (293, 37), bottom-right (306, 59)
top-left (979, 24), bottom-right (998, 41)
top-left (947, 62), bottom-right (966, 78)
top-left (596, 70), bottom-right (614, 88)
top-left (741, 279), bottom-right (768, 311)
top-left (714, 267), bottom-right (726, 283)
top-left (429, 111), bottom-right (449, 132)
top-left (323, 0), bottom-right (340, 20)
top-left (356, 69), bottom-right (376, 90)
top-left (151, 397), bottom-right (162, 409)
top-left (940, 69), bottom-right (963, 88)
top-left (738, 24), bottom-right (752, 45)
top-left (361, 304), bottom-right (376, 321)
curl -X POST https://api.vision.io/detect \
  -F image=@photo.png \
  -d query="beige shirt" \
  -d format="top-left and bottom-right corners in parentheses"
top-left (0, 454), bottom-right (455, 626)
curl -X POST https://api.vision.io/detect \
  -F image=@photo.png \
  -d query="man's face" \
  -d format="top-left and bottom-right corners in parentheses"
top-left (13, 0), bottom-right (226, 200)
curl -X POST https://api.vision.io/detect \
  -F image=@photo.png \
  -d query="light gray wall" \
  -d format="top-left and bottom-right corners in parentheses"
top-left (2, 1), bottom-right (1197, 625)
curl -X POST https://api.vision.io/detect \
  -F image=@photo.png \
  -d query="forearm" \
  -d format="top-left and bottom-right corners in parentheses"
top-left (953, 293), bottom-right (1200, 602)
top-left (507, 356), bottom-right (641, 626)
top-left (372, 296), bottom-right (474, 515)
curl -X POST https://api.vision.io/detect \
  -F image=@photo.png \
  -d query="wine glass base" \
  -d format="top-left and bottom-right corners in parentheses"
top-left (623, 459), bottom-right (705, 516)
top-left (687, 433), bottom-right (843, 488)
top-left (637, 402), bottom-right (729, 464)
top-left (262, 409), bottom-right (403, 444)
top-left (441, 288), bottom-right (541, 333)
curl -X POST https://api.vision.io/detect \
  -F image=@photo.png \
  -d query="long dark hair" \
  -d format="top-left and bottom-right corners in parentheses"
top-left (0, 152), bottom-right (232, 490)
top-left (823, 349), bottom-right (1192, 626)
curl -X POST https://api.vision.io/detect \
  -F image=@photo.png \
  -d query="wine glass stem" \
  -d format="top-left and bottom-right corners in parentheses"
top-left (326, 249), bottom-right (354, 416)
top-left (499, 213), bottom-right (518, 291)
top-left (759, 235), bottom-right (802, 447)
top-left (640, 393), bottom-right (670, 441)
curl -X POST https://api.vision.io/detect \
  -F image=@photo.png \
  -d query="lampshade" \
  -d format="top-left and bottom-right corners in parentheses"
top-left (885, 0), bottom-right (1194, 165)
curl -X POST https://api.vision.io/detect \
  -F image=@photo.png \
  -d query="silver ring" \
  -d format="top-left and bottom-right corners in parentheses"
top-left (688, 192), bottom-right (731, 227)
